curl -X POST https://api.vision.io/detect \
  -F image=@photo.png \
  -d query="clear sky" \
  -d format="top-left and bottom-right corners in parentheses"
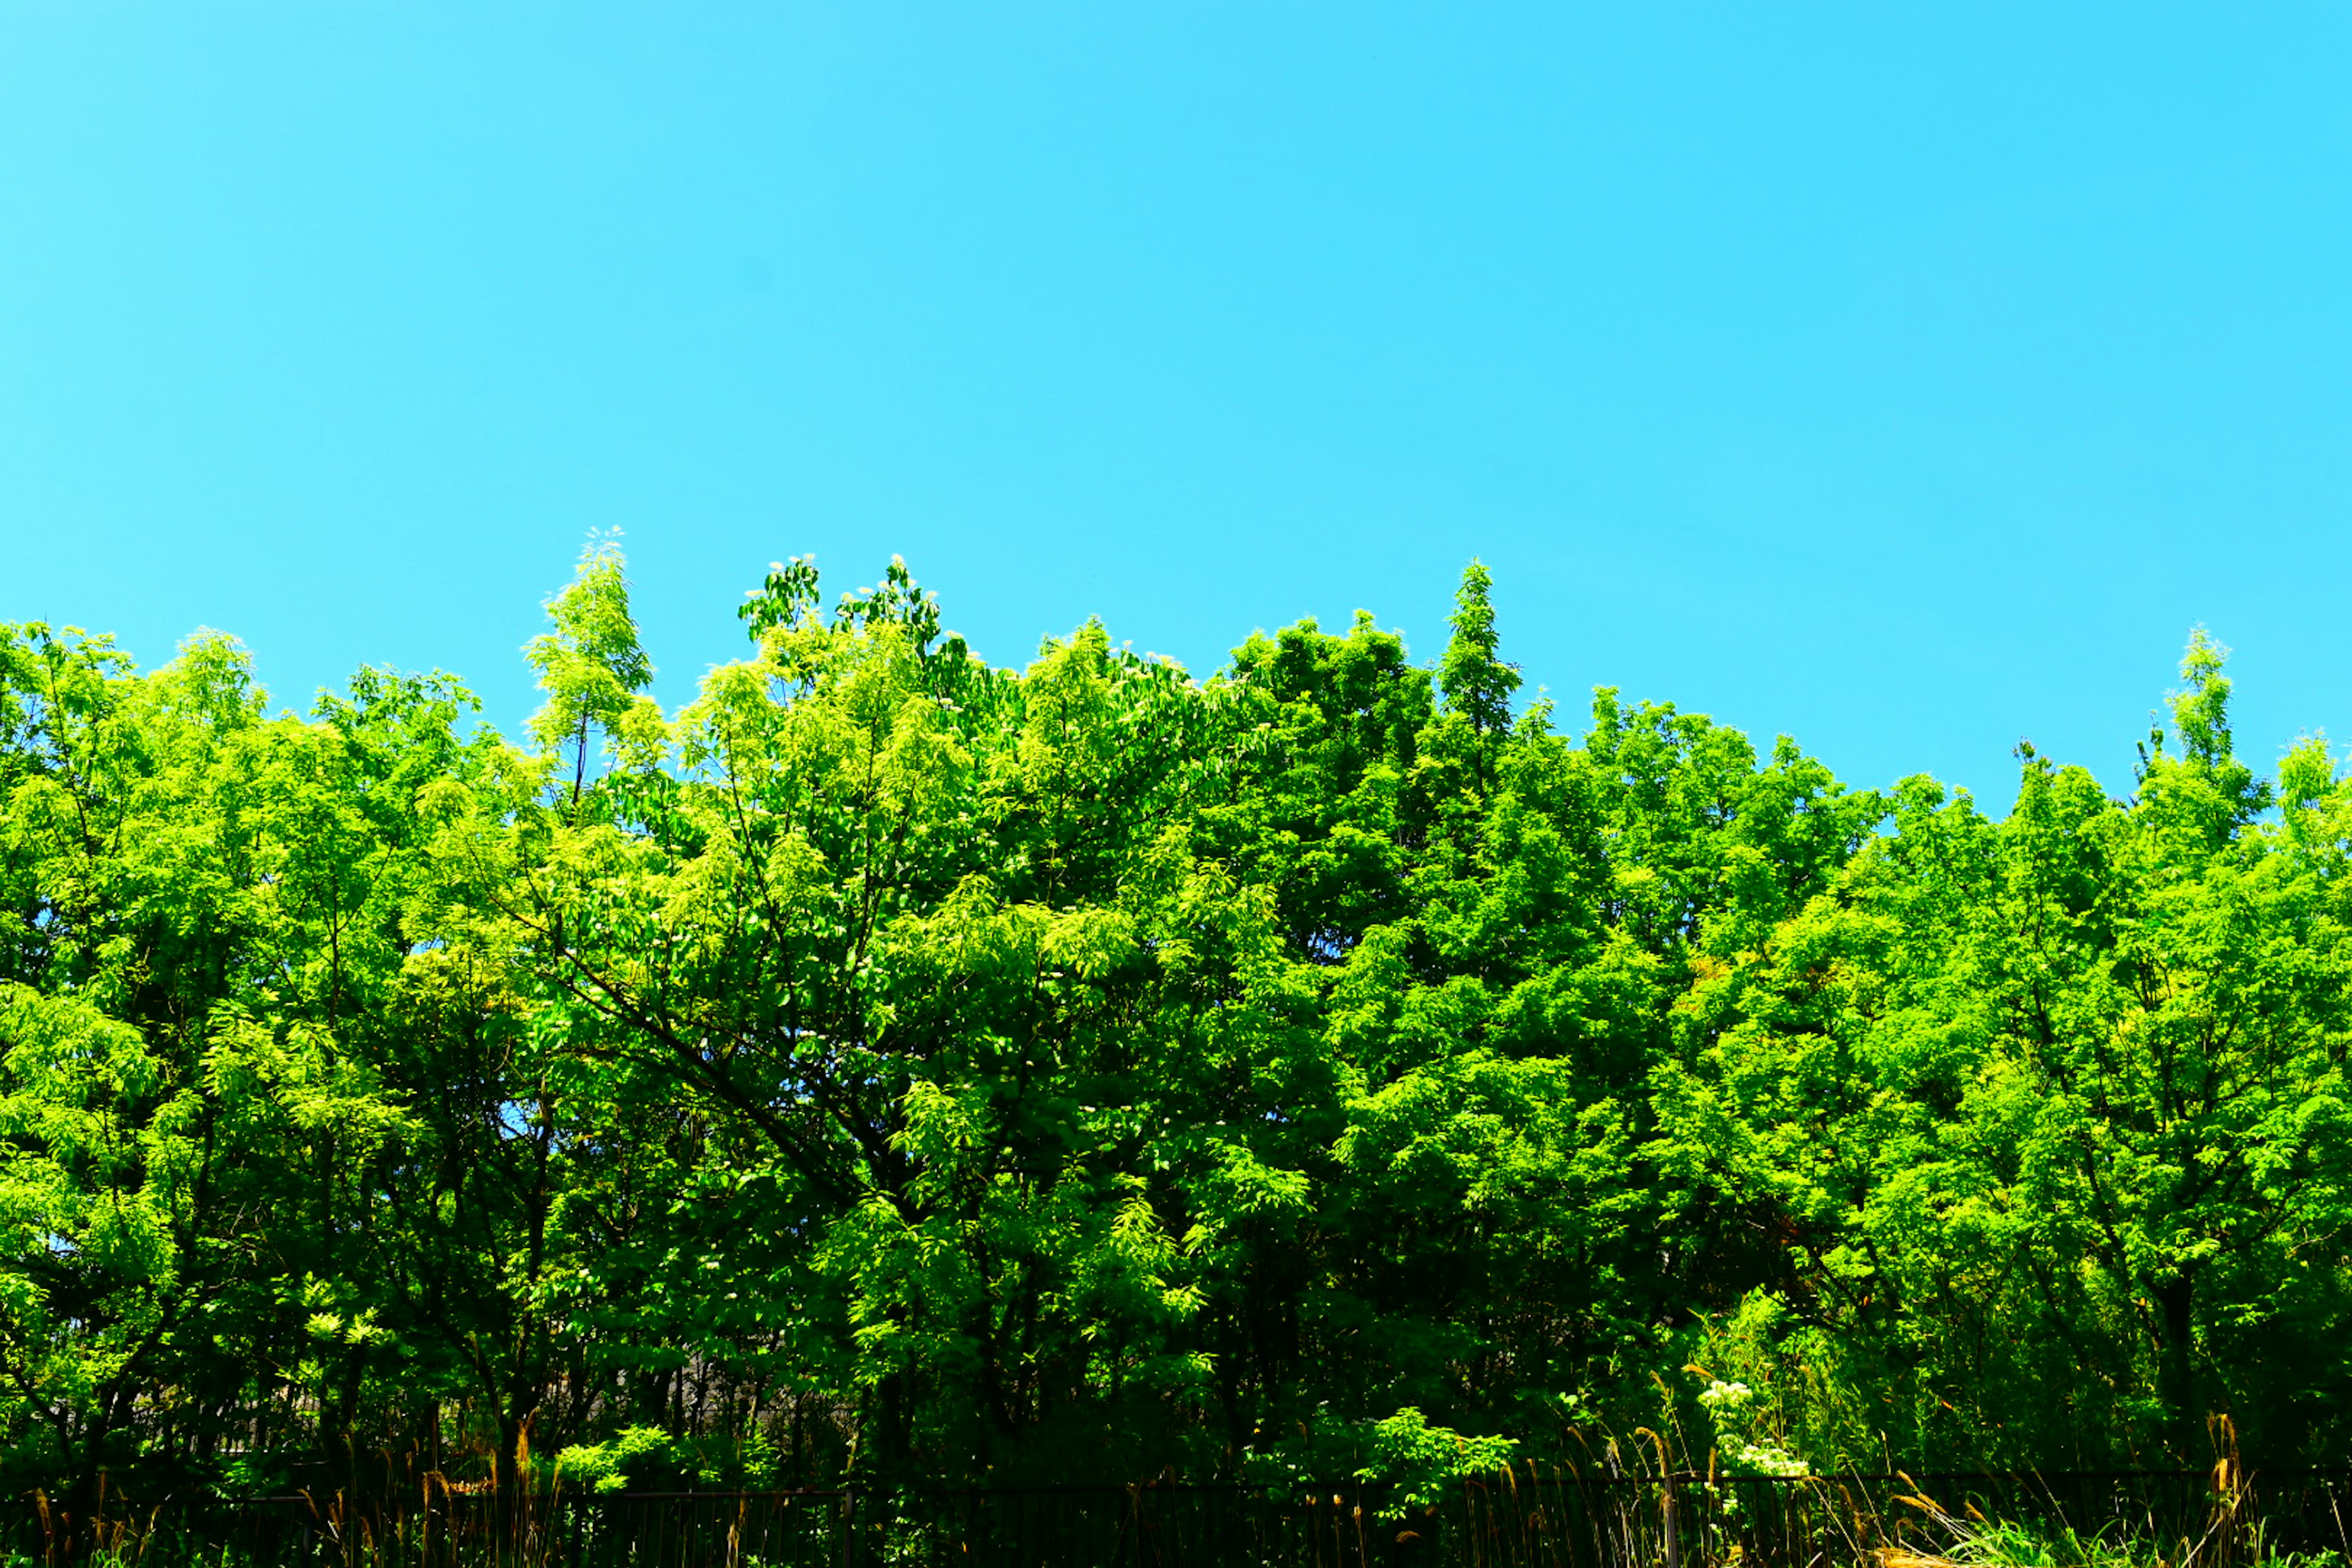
top-left (4, 3), bottom-right (2350, 807)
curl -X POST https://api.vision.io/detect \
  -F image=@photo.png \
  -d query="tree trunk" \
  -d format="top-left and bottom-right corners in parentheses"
top-left (2155, 1272), bottom-right (2199, 1463)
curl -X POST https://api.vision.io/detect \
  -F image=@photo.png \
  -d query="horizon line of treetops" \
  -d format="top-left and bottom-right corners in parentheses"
top-left (0, 545), bottom-right (2345, 1506)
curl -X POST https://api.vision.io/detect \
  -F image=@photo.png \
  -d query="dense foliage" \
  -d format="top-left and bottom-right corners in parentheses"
top-left (1, 548), bottom-right (2345, 1504)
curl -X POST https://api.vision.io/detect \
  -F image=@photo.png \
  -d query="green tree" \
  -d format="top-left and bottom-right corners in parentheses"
top-left (1664, 637), bottom-right (2352, 1466)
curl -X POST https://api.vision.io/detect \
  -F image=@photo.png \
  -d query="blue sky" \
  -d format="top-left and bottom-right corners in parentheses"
top-left (4, 3), bottom-right (2350, 807)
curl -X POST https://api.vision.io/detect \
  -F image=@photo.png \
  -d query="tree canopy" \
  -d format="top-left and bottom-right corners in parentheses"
top-left (0, 552), bottom-right (2345, 1504)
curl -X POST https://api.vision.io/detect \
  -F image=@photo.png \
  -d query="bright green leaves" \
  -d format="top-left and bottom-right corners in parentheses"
top-left (2137, 629), bottom-right (2272, 840)
top-left (1218, 610), bottom-right (1428, 959)
top-left (525, 537), bottom-right (657, 796)
top-left (2170, 628), bottom-right (2237, 768)
top-left (738, 554), bottom-right (823, 640)
top-left (1436, 560), bottom-right (1520, 739)
top-left (553, 1423), bottom-right (671, 1494)
top-left (515, 551), bottom-right (1309, 1480)
top-left (1653, 641), bottom-right (2352, 1468)
top-left (0, 616), bottom-right (515, 1492)
top-left (0, 986), bottom-right (186, 1317)
top-left (204, 1012), bottom-right (415, 1159)
top-left (1354, 1406), bottom-right (1518, 1517)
